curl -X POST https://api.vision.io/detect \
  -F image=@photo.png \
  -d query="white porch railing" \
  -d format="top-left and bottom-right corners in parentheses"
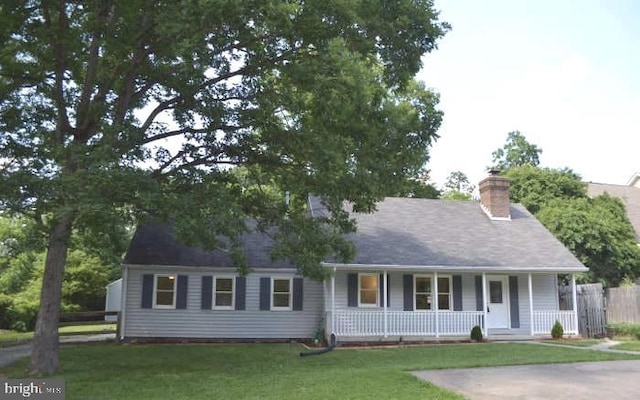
top-left (334, 309), bottom-right (484, 337)
top-left (532, 310), bottom-right (577, 335)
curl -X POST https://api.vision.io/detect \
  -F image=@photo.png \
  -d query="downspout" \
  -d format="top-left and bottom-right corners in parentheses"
top-left (119, 265), bottom-right (129, 342)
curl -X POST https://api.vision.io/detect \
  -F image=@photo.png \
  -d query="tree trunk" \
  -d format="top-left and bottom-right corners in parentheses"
top-left (28, 214), bottom-right (73, 376)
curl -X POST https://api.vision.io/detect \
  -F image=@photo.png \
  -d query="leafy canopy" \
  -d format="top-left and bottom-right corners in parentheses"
top-left (491, 131), bottom-right (542, 170)
top-left (0, 0), bottom-right (450, 280)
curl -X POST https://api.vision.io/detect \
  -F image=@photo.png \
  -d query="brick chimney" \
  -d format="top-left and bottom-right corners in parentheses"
top-left (479, 169), bottom-right (511, 220)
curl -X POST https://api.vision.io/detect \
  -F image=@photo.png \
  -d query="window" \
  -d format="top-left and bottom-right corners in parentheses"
top-left (154, 274), bottom-right (176, 308)
top-left (415, 276), bottom-right (432, 310)
top-left (437, 276), bottom-right (452, 310)
top-left (213, 276), bottom-right (234, 309)
top-left (414, 275), bottom-right (452, 310)
top-left (359, 273), bottom-right (378, 307)
top-left (272, 278), bottom-right (292, 310)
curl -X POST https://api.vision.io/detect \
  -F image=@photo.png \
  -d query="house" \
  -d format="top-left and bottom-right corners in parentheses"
top-left (587, 172), bottom-right (640, 241)
top-left (118, 172), bottom-right (587, 343)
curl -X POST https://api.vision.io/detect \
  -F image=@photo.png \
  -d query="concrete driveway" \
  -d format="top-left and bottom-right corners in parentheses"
top-left (412, 360), bottom-right (640, 399)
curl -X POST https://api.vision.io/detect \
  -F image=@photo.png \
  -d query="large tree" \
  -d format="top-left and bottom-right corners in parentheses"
top-left (504, 165), bottom-right (586, 214)
top-left (503, 165), bottom-right (640, 286)
top-left (0, 1), bottom-right (449, 374)
top-left (441, 170), bottom-right (473, 201)
top-left (491, 131), bottom-right (542, 170)
top-left (537, 195), bottom-right (640, 286)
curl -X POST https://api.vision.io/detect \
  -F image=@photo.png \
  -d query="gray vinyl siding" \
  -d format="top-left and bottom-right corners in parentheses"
top-left (123, 266), bottom-right (323, 339)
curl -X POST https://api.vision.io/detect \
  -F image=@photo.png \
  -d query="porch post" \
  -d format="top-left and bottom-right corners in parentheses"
top-left (331, 267), bottom-right (336, 335)
top-left (482, 272), bottom-right (487, 338)
top-left (434, 271), bottom-right (439, 337)
top-left (383, 269), bottom-right (388, 338)
top-left (528, 273), bottom-right (534, 336)
top-left (571, 273), bottom-right (578, 336)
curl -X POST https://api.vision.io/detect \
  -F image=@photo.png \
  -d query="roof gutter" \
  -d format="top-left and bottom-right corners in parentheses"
top-left (321, 262), bottom-right (588, 273)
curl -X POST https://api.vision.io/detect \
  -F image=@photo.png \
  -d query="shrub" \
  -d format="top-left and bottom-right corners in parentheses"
top-left (606, 323), bottom-right (640, 338)
top-left (470, 325), bottom-right (483, 341)
top-left (551, 320), bottom-right (564, 339)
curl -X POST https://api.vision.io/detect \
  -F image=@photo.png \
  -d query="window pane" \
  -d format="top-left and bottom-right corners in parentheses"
top-left (416, 277), bottom-right (431, 293)
top-left (216, 278), bottom-right (233, 292)
top-left (274, 279), bottom-right (290, 293)
top-left (416, 294), bottom-right (431, 310)
top-left (438, 277), bottom-right (450, 294)
top-left (490, 281), bottom-right (503, 303)
top-left (360, 275), bottom-right (377, 290)
top-left (215, 293), bottom-right (233, 307)
top-left (273, 293), bottom-right (290, 307)
top-left (438, 294), bottom-right (450, 310)
top-left (156, 276), bottom-right (175, 290)
top-left (360, 289), bottom-right (377, 305)
top-left (156, 291), bottom-right (174, 306)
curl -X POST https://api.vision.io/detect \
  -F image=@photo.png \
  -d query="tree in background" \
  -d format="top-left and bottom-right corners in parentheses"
top-left (394, 168), bottom-right (441, 199)
top-left (504, 165), bottom-right (587, 214)
top-left (504, 166), bottom-right (640, 286)
top-left (0, 1), bottom-right (449, 374)
top-left (491, 131), bottom-right (542, 170)
top-left (537, 195), bottom-right (640, 287)
top-left (441, 170), bottom-right (474, 201)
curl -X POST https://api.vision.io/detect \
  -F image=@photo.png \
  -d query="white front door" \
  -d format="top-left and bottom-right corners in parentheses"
top-left (486, 276), bottom-right (510, 329)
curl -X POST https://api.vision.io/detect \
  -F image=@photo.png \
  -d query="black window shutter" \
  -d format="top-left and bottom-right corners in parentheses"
top-left (509, 276), bottom-right (520, 328)
top-left (141, 274), bottom-right (154, 309)
top-left (235, 276), bottom-right (246, 310)
top-left (475, 275), bottom-right (483, 311)
top-left (347, 273), bottom-right (358, 307)
top-left (453, 275), bottom-right (463, 311)
top-left (201, 276), bottom-right (212, 309)
top-left (378, 274), bottom-right (390, 307)
top-left (292, 278), bottom-right (303, 311)
top-left (259, 277), bottom-right (271, 310)
top-left (176, 275), bottom-right (188, 309)
top-left (403, 274), bottom-right (414, 311)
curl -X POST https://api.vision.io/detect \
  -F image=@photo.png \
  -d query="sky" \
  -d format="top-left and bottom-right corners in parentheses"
top-left (417, 0), bottom-right (640, 189)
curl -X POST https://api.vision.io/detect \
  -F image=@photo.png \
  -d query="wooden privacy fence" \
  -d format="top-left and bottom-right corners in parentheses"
top-left (606, 285), bottom-right (640, 324)
top-left (558, 283), bottom-right (607, 338)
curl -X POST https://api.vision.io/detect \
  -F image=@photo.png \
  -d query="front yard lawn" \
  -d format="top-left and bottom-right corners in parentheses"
top-left (613, 340), bottom-right (640, 351)
top-left (540, 339), bottom-right (604, 347)
top-left (2, 342), bottom-right (639, 400)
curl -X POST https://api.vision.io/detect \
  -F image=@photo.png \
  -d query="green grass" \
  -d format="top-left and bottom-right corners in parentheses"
top-left (2, 342), bottom-right (639, 400)
top-left (613, 340), bottom-right (640, 351)
top-left (540, 339), bottom-right (604, 347)
top-left (0, 324), bottom-right (116, 347)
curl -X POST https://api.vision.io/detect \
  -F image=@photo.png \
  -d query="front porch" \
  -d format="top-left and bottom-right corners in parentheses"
top-left (324, 268), bottom-right (580, 341)
top-left (329, 309), bottom-right (577, 339)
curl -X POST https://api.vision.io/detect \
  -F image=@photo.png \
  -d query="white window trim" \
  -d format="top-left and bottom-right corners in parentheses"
top-left (271, 277), bottom-right (292, 311)
top-left (212, 275), bottom-right (235, 310)
top-left (436, 274), bottom-right (453, 311)
top-left (414, 274), bottom-right (432, 311)
top-left (358, 273), bottom-right (379, 308)
top-left (153, 274), bottom-right (177, 309)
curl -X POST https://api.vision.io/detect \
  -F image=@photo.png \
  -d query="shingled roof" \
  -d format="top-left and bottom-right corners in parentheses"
top-left (314, 198), bottom-right (586, 272)
top-left (123, 222), bottom-right (295, 269)
top-left (587, 182), bottom-right (640, 240)
top-left (124, 197), bottom-right (586, 272)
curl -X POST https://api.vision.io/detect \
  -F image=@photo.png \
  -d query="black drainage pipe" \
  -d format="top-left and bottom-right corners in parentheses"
top-left (299, 334), bottom-right (337, 357)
